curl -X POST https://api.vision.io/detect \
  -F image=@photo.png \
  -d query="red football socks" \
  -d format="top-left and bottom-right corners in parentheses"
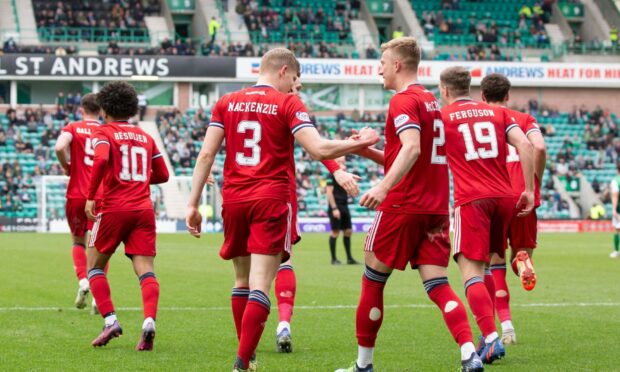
top-left (484, 268), bottom-right (496, 307)
top-left (275, 265), bottom-right (296, 323)
top-left (464, 277), bottom-right (497, 337)
top-left (139, 273), bottom-right (159, 320)
top-left (231, 287), bottom-right (250, 340)
top-left (356, 266), bottom-right (390, 347)
top-left (424, 278), bottom-right (473, 346)
top-left (88, 268), bottom-right (115, 317)
top-left (237, 290), bottom-right (270, 367)
top-left (72, 243), bottom-right (87, 280)
top-left (490, 264), bottom-right (512, 323)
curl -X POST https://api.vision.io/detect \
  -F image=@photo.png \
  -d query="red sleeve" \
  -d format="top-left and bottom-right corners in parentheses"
top-left (87, 129), bottom-right (110, 199)
top-left (524, 114), bottom-right (541, 136)
top-left (208, 99), bottom-right (225, 130)
top-left (61, 122), bottom-right (75, 137)
top-left (389, 94), bottom-right (421, 136)
top-left (283, 95), bottom-right (315, 134)
top-left (321, 160), bottom-right (340, 174)
top-left (504, 109), bottom-right (519, 135)
top-left (150, 141), bottom-right (169, 184)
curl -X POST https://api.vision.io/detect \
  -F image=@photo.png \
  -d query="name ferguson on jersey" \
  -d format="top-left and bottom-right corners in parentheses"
top-left (228, 101), bottom-right (278, 115)
top-left (449, 108), bottom-right (496, 121)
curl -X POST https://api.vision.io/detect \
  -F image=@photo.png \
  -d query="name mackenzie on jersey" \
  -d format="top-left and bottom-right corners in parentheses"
top-left (227, 101), bottom-right (279, 115)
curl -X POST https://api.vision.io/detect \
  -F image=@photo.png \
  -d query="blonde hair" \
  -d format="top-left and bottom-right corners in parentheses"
top-left (380, 36), bottom-right (421, 71)
top-left (440, 66), bottom-right (471, 97)
top-left (260, 48), bottom-right (300, 75)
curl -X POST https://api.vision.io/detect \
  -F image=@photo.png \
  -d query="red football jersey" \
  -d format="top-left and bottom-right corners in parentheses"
top-left (504, 108), bottom-right (541, 207)
top-left (379, 84), bottom-right (449, 214)
top-left (61, 120), bottom-right (103, 199)
top-left (209, 85), bottom-right (314, 204)
top-left (441, 99), bottom-right (516, 207)
top-left (90, 121), bottom-right (162, 212)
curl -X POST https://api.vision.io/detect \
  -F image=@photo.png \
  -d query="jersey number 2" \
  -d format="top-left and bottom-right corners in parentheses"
top-left (236, 121), bottom-right (262, 166)
top-left (119, 144), bottom-right (148, 182)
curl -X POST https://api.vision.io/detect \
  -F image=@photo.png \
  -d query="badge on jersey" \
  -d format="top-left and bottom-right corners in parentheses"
top-left (296, 111), bottom-right (311, 122)
top-left (394, 114), bottom-right (410, 128)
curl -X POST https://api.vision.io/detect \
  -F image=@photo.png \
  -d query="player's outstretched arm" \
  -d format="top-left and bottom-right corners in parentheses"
top-left (611, 181), bottom-right (619, 221)
top-left (508, 127), bottom-right (535, 217)
top-left (54, 132), bottom-right (73, 176)
top-left (348, 129), bottom-right (385, 165)
top-left (186, 126), bottom-right (225, 238)
top-left (294, 126), bottom-right (379, 161)
top-left (360, 129), bottom-right (420, 210)
top-left (527, 130), bottom-right (547, 188)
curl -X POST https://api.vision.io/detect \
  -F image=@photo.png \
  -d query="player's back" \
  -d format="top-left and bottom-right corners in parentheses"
top-left (210, 85), bottom-right (314, 204)
top-left (381, 84), bottom-right (448, 214)
top-left (504, 107), bottom-right (541, 206)
top-left (441, 99), bottom-right (515, 207)
top-left (91, 121), bottom-right (160, 212)
top-left (62, 120), bottom-right (101, 199)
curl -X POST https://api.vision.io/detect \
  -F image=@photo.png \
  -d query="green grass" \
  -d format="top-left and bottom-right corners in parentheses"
top-left (0, 232), bottom-right (619, 371)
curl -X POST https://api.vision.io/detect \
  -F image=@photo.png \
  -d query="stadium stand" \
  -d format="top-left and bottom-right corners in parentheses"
top-left (32, 0), bottom-right (160, 43)
top-left (237, 0), bottom-right (362, 58)
top-left (415, 0), bottom-right (553, 49)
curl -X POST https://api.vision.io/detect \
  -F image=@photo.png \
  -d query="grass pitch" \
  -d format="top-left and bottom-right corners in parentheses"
top-left (0, 232), bottom-right (619, 371)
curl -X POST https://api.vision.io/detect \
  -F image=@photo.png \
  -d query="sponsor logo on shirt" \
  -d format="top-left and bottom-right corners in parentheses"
top-left (394, 114), bottom-right (410, 127)
top-left (296, 111), bottom-right (310, 122)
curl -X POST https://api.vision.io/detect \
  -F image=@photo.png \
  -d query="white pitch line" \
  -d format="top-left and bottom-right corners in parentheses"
top-left (0, 302), bottom-right (618, 312)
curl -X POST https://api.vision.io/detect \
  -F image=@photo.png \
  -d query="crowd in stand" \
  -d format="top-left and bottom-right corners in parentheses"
top-left (2, 37), bottom-right (77, 55)
top-left (0, 106), bottom-right (67, 212)
top-left (33, 0), bottom-right (159, 32)
top-left (420, 1), bottom-right (552, 53)
top-left (236, 0), bottom-right (360, 58)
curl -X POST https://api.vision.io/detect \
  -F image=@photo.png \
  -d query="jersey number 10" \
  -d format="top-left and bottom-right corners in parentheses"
top-left (119, 144), bottom-right (148, 182)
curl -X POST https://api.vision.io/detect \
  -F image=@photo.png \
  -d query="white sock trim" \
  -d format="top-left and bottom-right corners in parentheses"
top-left (357, 345), bottom-right (374, 368)
top-left (104, 314), bottom-right (117, 326)
top-left (484, 331), bottom-right (499, 344)
top-left (142, 317), bottom-right (155, 330)
top-left (277, 321), bottom-right (290, 335)
top-left (501, 320), bottom-right (514, 333)
top-left (79, 278), bottom-right (89, 291)
top-left (460, 342), bottom-right (476, 361)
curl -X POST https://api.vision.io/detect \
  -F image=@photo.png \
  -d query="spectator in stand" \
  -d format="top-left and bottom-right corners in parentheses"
top-left (209, 16), bottom-right (220, 44)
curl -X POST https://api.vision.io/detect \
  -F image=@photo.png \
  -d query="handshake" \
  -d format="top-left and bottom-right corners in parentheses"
top-left (350, 127), bottom-right (380, 147)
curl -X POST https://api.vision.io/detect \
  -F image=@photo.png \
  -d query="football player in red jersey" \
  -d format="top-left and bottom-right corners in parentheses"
top-left (84, 81), bottom-right (169, 350)
top-left (185, 48), bottom-right (378, 372)
top-left (440, 66), bottom-right (535, 364)
top-left (480, 73), bottom-right (547, 344)
top-left (273, 76), bottom-right (361, 354)
top-left (336, 37), bottom-right (482, 372)
top-left (54, 93), bottom-right (107, 313)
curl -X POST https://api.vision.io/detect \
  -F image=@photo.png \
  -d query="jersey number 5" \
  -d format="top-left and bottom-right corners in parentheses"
top-left (458, 121), bottom-right (498, 161)
top-left (119, 144), bottom-right (148, 182)
top-left (84, 138), bottom-right (94, 166)
top-left (236, 121), bottom-right (262, 166)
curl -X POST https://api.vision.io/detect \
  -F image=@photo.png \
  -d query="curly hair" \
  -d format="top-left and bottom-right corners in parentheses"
top-left (96, 81), bottom-right (138, 119)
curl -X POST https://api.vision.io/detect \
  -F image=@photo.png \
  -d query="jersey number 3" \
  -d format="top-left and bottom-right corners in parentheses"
top-left (236, 121), bottom-right (262, 166)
